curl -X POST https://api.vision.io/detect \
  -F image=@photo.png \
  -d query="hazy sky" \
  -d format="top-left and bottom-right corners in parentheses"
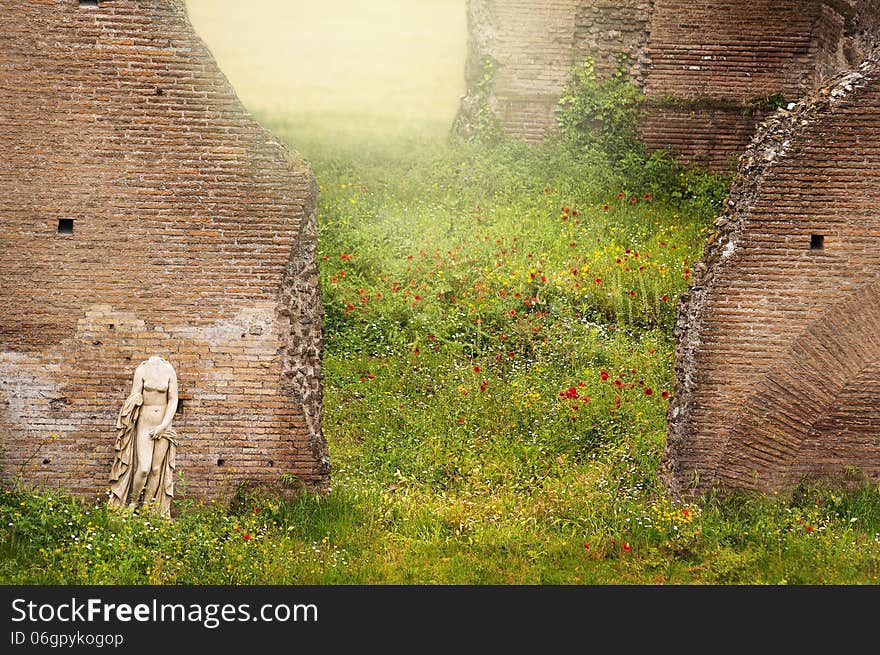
top-left (185, 0), bottom-right (468, 127)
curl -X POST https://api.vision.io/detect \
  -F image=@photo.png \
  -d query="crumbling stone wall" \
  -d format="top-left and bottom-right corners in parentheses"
top-left (455, 0), bottom-right (652, 142)
top-left (0, 0), bottom-right (329, 504)
top-left (456, 0), bottom-right (876, 169)
top-left (663, 52), bottom-right (880, 500)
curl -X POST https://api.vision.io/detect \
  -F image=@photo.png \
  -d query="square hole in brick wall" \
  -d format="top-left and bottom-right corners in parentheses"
top-left (57, 218), bottom-right (74, 235)
top-left (78, 1), bottom-right (100, 7)
top-left (810, 234), bottom-right (825, 250)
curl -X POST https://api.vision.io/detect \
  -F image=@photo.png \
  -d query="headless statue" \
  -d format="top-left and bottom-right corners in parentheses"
top-left (108, 356), bottom-right (179, 518)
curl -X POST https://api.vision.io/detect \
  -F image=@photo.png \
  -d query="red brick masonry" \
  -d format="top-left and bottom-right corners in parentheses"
top-left (458, 0), bottom-right (875, 170)
top-left (0, 0), bottom-right (329, 504)
top-left (664, 54), bottom-right (880, 499)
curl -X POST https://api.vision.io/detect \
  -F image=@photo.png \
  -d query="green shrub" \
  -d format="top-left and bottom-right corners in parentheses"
top-left (556, 56), bottom-right (643, 162)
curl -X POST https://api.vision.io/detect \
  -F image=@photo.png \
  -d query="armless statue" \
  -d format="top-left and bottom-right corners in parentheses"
top-left (108, 356), bottom-right (180, 518)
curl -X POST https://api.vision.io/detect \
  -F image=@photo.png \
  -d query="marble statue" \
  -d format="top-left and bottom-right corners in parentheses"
top-left (108, 355), bottom-right (179, 518)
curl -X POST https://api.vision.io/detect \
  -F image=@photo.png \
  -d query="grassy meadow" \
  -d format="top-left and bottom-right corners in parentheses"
top-left (3, 0), bottom-right (880, 585)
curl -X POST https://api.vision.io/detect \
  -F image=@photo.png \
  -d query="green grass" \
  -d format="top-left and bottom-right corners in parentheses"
top-left (3, 0), bottom-right (880, 586)
top-left (5, 131), bottom-right (880, 584)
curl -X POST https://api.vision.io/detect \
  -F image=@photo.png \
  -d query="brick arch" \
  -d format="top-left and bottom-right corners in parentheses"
top-left (715, 279), bottom-right (880, 493)
top-left (790, 359), bottom-right (880, 486)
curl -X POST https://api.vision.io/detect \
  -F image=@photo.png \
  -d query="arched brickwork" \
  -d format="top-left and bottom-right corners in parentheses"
top-left (715, 280), bottom-right (880, 491)
top-left (664, 54), bottom-right (880, 499)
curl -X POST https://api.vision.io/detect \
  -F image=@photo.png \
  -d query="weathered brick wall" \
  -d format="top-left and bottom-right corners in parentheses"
top-left (0, 0), bottom-right (329, 505)
top-left (645, 1), bottom-right (846, 102)
top-left (456, 0), bottom-right (876, 169)
top-left (455, 0), bottom-right (652, 141)
top-left (663, 53), bottom-right (880, 499)
top-left (639, 0), bottom-right (861, 170)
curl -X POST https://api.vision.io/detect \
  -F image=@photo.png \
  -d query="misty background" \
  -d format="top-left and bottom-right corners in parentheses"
top-left (185, 0), bottom-right (468, 150)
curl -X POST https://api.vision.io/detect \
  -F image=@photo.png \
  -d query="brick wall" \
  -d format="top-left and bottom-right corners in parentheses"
top-left (455, 0), bottom-right (652, 141)
top-left (639, 0), bottom-right (857, 171)
top-left (663, 53), bottom-right (880, 499)
top-left (0, 0), bottom-right (329, 505)
top-left (457, 0), bottom-right (875, 170)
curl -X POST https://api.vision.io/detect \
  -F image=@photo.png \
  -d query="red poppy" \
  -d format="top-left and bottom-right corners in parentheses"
top-left (600, 370), bottom-right (609, 381)
top-left (644, 388), bottom-right (653, 396)
top-left (661, 390), bottom-right (669, 399)
top-left (595, 277), bottom-right (602, 284)
top-left (560, 387), bottom-right (580, 400)
top-left (622, 542), bottom-right (631, 552)
top-left (243, 534), bottom-right (252, 541)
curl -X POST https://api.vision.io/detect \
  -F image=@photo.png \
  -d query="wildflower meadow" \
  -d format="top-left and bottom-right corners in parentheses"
top-left (4, 1), bottom-right (880, 587)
